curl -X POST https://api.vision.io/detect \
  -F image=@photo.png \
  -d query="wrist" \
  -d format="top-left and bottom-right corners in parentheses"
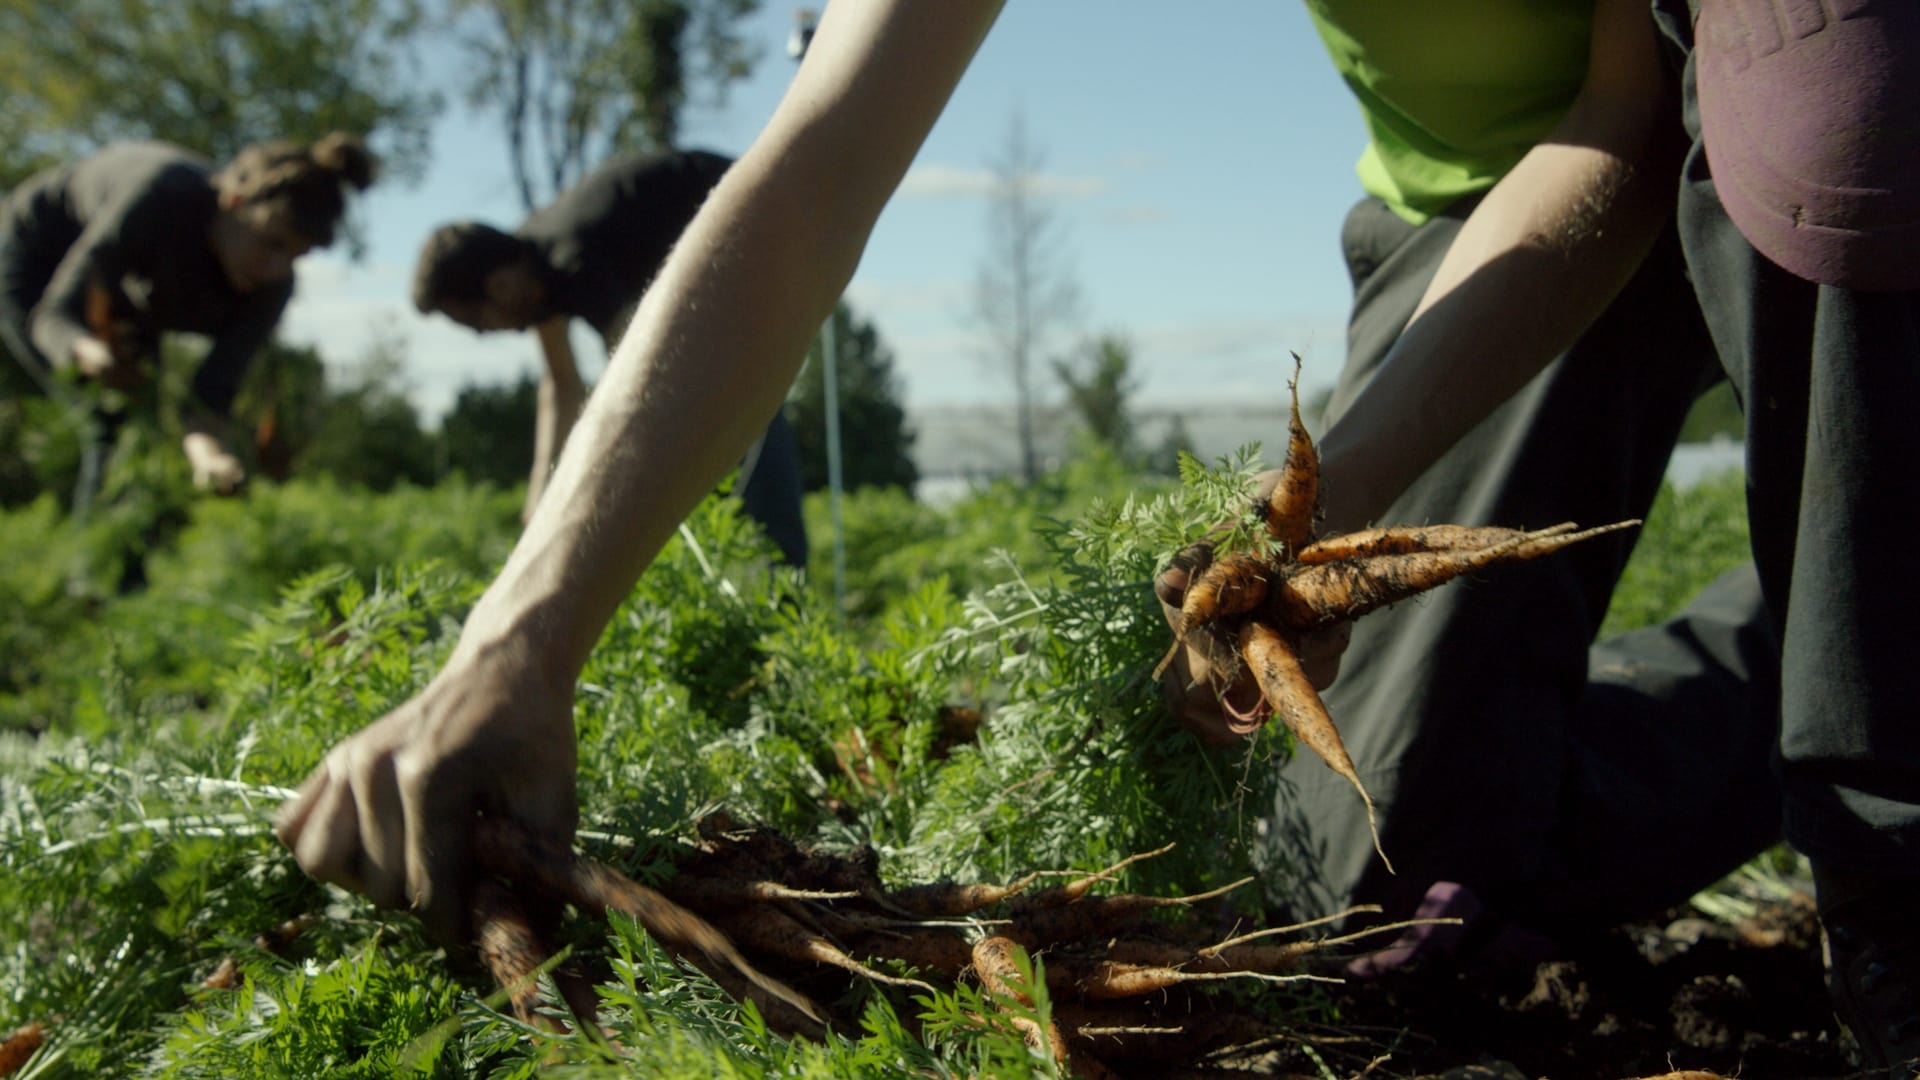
top-left (451, 589), bottom-right (589, 702)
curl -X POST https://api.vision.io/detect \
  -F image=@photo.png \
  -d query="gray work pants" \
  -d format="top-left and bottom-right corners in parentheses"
top-left (1653, 1), bottom-right (1920, 879)
top-left (1264, 197), bottom-right (1784, 933)
top-left (736, 407), bottom-right (809, 568)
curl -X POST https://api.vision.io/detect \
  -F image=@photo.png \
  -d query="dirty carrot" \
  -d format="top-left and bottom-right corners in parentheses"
top-left (1152, 553), bottom-right (1271, 678)
top-left (473, 879), bottom-right (557, 1028)
top-left (713, 903), bottom-right (935, 993)
top-left (693, 961), bottom-right (831, 1039)
top-left (1011, 877), bottom-right (1253, 947)
top-left (1265, 353), bottom-right (1319, 550)
top-left (888, 872), bottom-right (1044, 916)
top-left (1176, 554), bottom-right (1271, 633)
top-left (846, 927), bottom-right (976, 978)
top-left (1276, 520), bottom-right (1638, 630)
top-left (1018, 844), bottom-right (1179, 908)
top-left (1053, 1004), bottom-right (1280, 1064)
top-left (1293, 522), bottom-right (1579, 564)
top-left (664, 875), bottom-right (859, 909)
top-left (472, 817), bottom-right (821, 1024)
top-left (1057, 958), bottom-right (1329, 1001)
top-left (1103, 937), bottom-right (1321, 975)
top-left (972, 937), bottom-right (1073, 1065)
top-left (1241, 621), bottom-right (1391, 872)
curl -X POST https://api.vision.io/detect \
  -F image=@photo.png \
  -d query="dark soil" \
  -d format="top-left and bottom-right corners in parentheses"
top-left (1232, 887), bottom-right (1867, 1080)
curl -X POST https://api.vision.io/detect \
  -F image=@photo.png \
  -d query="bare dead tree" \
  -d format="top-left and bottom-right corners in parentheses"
top-left (972, 110), bottom-right (1081, 483)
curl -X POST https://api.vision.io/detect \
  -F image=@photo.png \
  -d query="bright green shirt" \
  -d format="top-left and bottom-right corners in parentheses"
top-left (1304, 0), bottom-right (1593, 224)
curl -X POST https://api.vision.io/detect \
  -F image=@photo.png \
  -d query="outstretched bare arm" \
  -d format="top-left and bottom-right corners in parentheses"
top-left (275, 0), bottom-right (1007, 943)
top-left (1314, 0), bottom-right (1680, 532)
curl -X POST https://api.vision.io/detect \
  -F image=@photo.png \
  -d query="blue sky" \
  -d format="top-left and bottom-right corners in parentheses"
top-left (275, 1), bottom-right (1374, 425)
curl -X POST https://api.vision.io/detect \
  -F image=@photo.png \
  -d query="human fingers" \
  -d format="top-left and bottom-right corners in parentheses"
top-left (272, 769), bottom-right (322, 847)
top-left (349, 751), bottom-right (410, 911)
top-left (1296, 620), bottom-right (1352, 690)
top-left (278, 765), bottom-right (367, 893)
top-left (1248, 467), bottom-right (1284, 505)
top-left (1164, 627), bottom-right (1267, 747)
top-left (1154, 540), bottom-right (1214, 612)
top-left (1163, 672), bottom-right (1238, 748)
top-left (401, 756), bottom-right (477, 948)
top-left (398, 738), bottom-right (577, 948)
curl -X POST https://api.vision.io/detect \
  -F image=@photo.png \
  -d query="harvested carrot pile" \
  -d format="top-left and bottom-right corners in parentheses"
top-left (1155, 357), bottom-right (1636, 863)
top-left (469, 812), bottom-right (1423, 1077)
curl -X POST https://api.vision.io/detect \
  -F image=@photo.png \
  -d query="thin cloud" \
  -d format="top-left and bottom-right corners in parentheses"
top-left (844, 278), bottom-right (970, 317)
top-left (900, 164), bottom-right (1108, 200)
top-left (1099, 204), bottom-right (1166, 226)
top-left (1103, 151), bottom-right (1162, 172)
top-left (1133, 316), bottom-right (1343, 362)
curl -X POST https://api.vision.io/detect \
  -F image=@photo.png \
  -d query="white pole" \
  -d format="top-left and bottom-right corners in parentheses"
top-left (791, 8), bottom-right (849, 620)
top-left (820, 310), bottom-right (848, 618)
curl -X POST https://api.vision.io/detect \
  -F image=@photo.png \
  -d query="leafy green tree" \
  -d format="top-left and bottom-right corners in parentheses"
top-left (231, 339), bottom-right (330, 483)
top-left (0, 0), bottom-right (438, 189)
top-left (297, 337), bottom-right (438, 491)
top-left (435, 372), bottom-right (539, 488)
top-left (0, 395), bottom-right (83, 509)
top-left (1053, 334), bottom-right (1139, 461)
top-left (1149, 412), bottom-right (1198, 477)
top-left (452, 0), bottom-right (762, 210)
top-left (790, 302), bottom-right (918, 494)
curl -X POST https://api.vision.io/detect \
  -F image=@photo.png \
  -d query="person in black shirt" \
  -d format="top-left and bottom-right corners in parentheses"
top-left (411, 150), bottom-right (806, 565)
top-left (1, 133), bottom-right (378, 498)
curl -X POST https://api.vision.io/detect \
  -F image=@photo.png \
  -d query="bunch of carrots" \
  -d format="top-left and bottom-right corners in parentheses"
top-left (469, 812), bottom-right (1422, 1078)
top-left (1155, 357), bottom-right (1635, 866)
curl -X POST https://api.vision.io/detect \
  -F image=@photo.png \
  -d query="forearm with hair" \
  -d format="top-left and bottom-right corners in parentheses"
top-left (524, 318), bottom-right (584, 521)
top-left (1315, 0), bottom-right (1677, 531)
top-left (1317, 148), bottom-right (1671, 529)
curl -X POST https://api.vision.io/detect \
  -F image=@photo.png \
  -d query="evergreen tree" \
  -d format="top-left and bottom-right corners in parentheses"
top-left (789, 302), bottom-right (918, 494)
top-left (1151, 413), bottom-right (1198, 477)
top-left (1053, 334), bottom-right (1139, 461)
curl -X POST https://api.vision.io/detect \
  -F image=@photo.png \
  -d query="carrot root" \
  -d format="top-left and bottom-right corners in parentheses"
top-left (1265, 353), bottom-right (1320, 550)
top-left (1241, 622), bottom-right (1392, 874)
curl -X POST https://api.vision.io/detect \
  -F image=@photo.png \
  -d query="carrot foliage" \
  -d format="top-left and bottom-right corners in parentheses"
top-left (0, 453), bottom-right (1753, 1078)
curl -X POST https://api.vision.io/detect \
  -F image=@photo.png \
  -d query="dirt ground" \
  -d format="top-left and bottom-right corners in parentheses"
top-left (1228, 886), bottom-right (1864, 1080)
